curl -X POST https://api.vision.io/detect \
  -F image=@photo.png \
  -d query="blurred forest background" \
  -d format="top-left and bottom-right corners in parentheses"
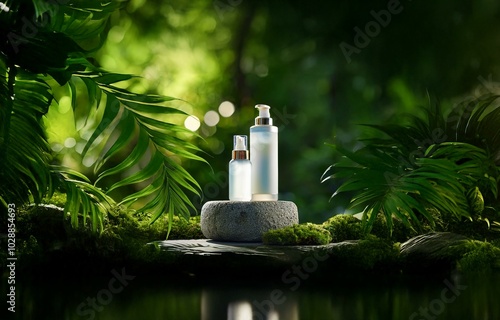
top-left (45, 0), bottom-right (500, 223)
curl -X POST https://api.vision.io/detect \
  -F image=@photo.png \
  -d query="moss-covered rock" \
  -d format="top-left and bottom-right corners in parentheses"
top-left (322, 213), bottom-right (416, 243)
top-left (262, 223), bottom-right (332, 245)
top-left (322, 214), bottom-right (363, 242)
top-left (328, 236), bottom-right (401, 271)
top-left (16, 204), bottom-right (68, 250)
top-left (42, 192), bottom-right (67, 208)
top-left (3, 201), bottom-right (204, 274)
top-left (400, 232), bottom-right (500, 274)
top-left (458, 240), bottom-right (500, 274)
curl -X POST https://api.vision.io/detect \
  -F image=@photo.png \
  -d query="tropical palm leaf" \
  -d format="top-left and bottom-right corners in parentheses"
top-left (446, 95), bottom-right (500, 163)
top-left (323, 97), bottom-right (500, 235)
top-left (70, 70), bottom-right (205, 234)
top-left (0, 63), bottom-right (52, 206)
top-left (0, 0), bottom-right (205, 235)
top-left (0, 62), bottom-right (117, 232)
top-left (33, 0), bottom-right (124, 44)
top-left (51, 165), bottom-right (115, 232)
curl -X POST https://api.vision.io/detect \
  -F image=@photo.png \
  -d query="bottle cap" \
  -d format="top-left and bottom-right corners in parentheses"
top-left (232, 135), bottom-right (249, 160)
top-left (255, 104), bottom-right (273, 125)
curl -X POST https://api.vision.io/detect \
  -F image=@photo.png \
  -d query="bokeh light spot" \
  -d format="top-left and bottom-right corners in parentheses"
top-left (64, 137), bottom-right (76, 148)
top-left (82, 156), bottom-right (97, 168)
top-left (184, 115), bottom-right (201, 131)
top-left (218, 101), bottom-right (235, 117)
top-left (51, 143), bottom-right (64, 152)
top-left (204, 110), bottom-right (220, 126)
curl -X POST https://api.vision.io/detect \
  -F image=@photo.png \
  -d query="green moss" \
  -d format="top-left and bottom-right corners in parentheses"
top-left (73, 208), bottom-right (204, 260)
top-left (322, 214), bottom-right (363, 242)
top-left (168, 216), bottom-right (204, 240)
top-left (370, 214), bottom-right (417, 242)
top-left (458, 240), bottom-right (500, 274)
top-left (10, 203), bottom-right (204, 273)
top-left (42, 191), bottom-right (67, 208)
top-left (322, 213), bottom-right (416, 243)
top-left (332, 236), bottom-right (401, 271)
top-left (16, 204), bottom-right (68, 248)
top-left (263, 223), bottom-right (332, 245)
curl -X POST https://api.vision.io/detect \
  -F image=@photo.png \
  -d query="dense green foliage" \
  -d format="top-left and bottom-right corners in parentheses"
top-left (0, 1), bottom-right (204, 232)
top-left (262, 223), bottom-right (332, 245)
top-left (3, 199), bottom-right (499, 277)
top-left (322, 214), bottom-right (363, 242)
top-left (81, 0), bottom-right (500, 223)
top-left (323, 96), bottom-right (500, 234)
top-left (3, 0), bottom-right (500, 242)
top-left (1, 201), bottom-right (204, 272)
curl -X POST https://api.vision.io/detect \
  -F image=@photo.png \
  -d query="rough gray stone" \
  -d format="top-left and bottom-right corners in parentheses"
top-left (200, 200), bottom-right (299, 242)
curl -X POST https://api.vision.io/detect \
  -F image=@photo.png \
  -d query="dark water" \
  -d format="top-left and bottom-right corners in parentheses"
top-left (6, 271), bottom-right (499, 320)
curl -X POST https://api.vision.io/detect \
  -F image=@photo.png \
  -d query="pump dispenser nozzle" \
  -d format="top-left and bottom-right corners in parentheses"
top-left (255, 104), bottom-right (273, 125)
top-left (232, 135), bottom-right (249, 160)
top-left (234, 135), bottom-right (246, 150)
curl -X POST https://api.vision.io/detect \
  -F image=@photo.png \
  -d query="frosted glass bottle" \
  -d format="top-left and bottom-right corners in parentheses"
top-left (250, 104), bottom-right (278, 201)
top-left (229, 135), bottom-right (252, 201)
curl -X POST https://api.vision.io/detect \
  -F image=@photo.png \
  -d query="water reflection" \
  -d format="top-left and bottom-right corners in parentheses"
top-left (201, 286), bottom-right (299, 320)
top-left (8, 272), bottom-right (500, 319)
top-left (227, 301), bottom-right (253, 320)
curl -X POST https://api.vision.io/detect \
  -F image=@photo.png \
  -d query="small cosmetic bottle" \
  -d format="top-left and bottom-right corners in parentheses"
top-left (229, 135), bottom-right (252, 201)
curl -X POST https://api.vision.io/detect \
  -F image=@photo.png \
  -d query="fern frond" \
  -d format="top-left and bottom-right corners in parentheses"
top-left (71, 70), bottom-right (205, 227)
top-left (1, 1), bottom-right (205, 235)
top-left (324, 97), bottom-right (500, 235)
top-left (52, 166), bottom-right (114, 232)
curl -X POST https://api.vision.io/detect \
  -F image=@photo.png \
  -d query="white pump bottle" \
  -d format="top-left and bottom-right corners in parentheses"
top-left (250, 104), bottom-right (278, 201)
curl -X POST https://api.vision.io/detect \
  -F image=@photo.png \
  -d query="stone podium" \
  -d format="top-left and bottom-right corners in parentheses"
top-left (200, 201), bottom-right (299, 242)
